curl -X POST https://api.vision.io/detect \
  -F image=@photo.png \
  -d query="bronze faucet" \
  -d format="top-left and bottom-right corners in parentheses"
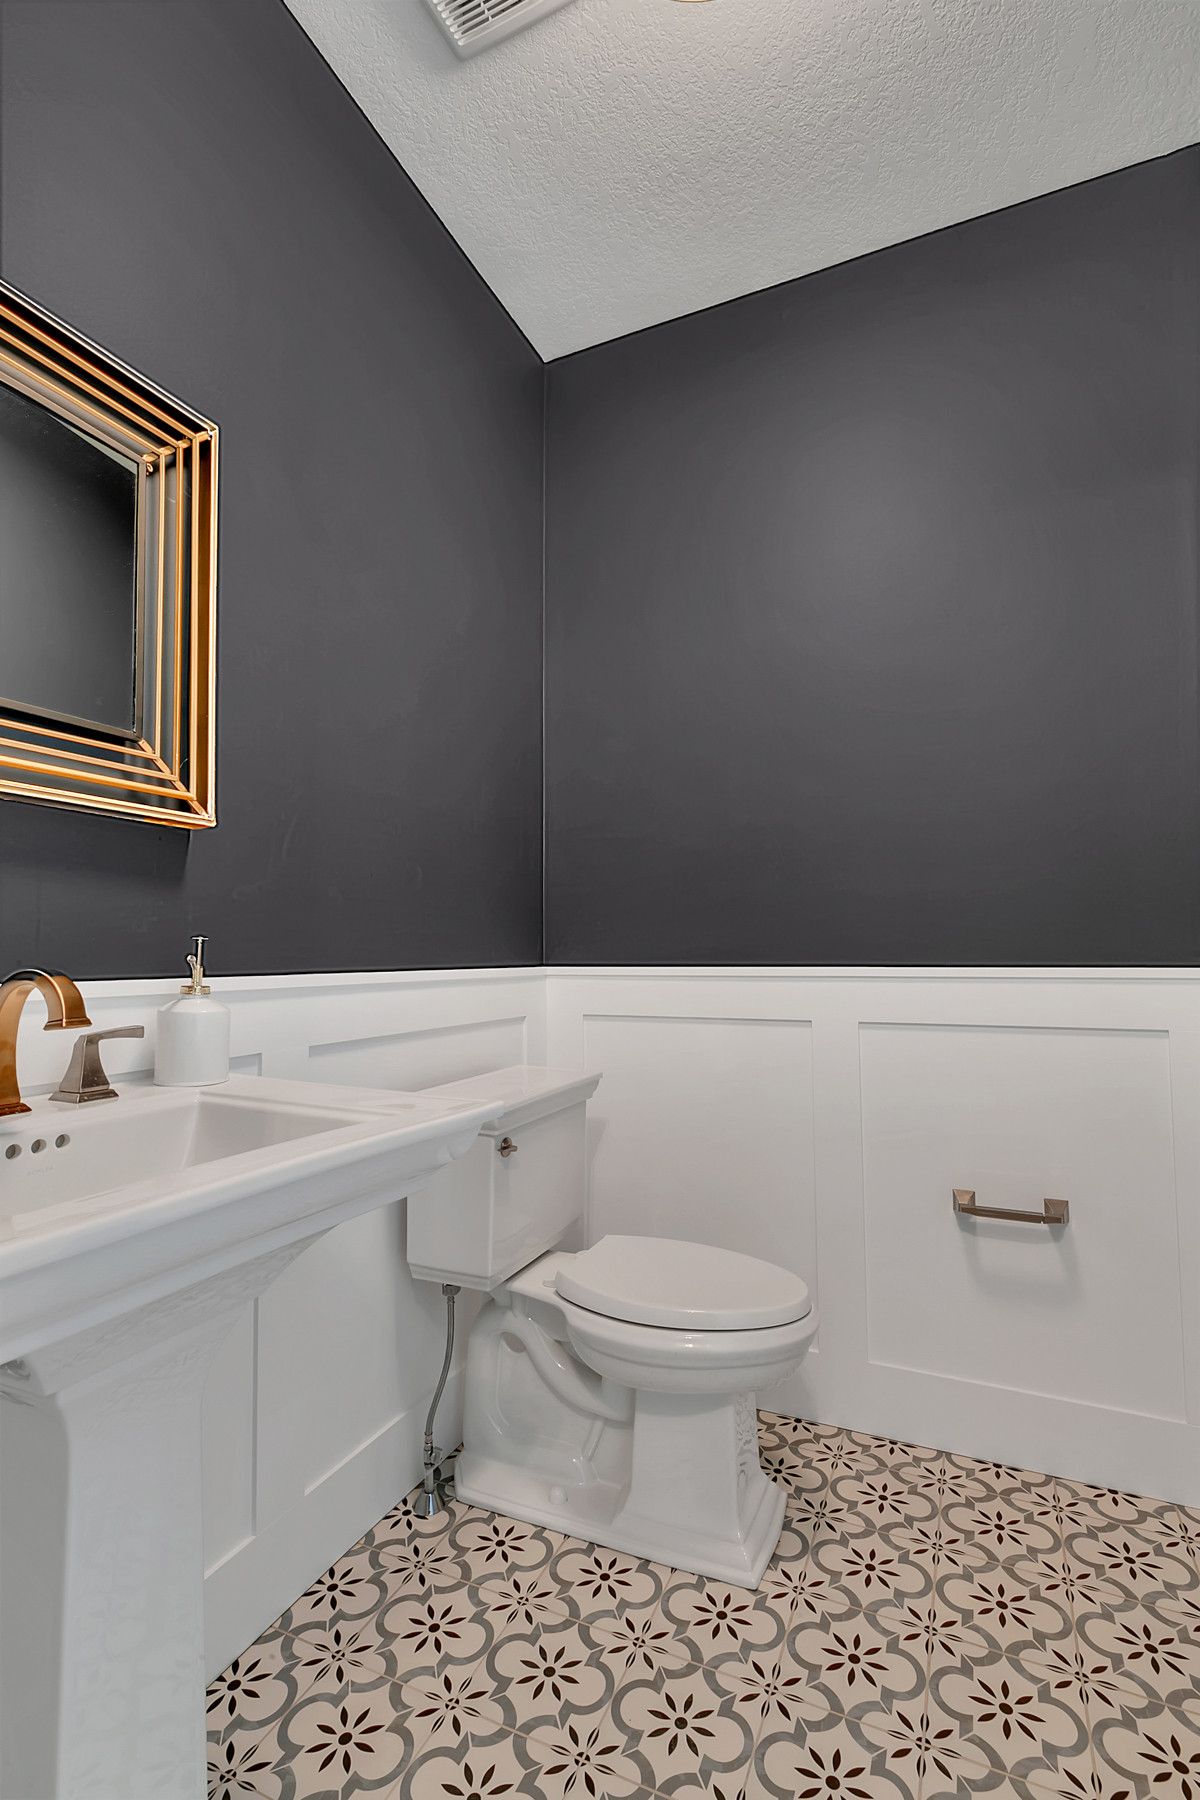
top-left (0, 970), bottom-right (91, 1118)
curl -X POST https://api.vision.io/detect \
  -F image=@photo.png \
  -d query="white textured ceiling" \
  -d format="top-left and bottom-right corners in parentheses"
top-left (286, 0), bottom-right (1200, 360)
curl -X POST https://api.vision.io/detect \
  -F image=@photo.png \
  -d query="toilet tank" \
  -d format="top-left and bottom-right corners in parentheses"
top-left (406, 1065), bottom-right (601, 1289)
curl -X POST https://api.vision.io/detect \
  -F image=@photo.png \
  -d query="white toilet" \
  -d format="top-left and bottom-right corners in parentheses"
top-left (407, 1066), bottom-right (816, 1587)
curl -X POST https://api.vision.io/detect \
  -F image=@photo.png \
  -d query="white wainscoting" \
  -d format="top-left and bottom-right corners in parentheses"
top-left (10, 963), bottom-right (1200, 1674)
top-left (10, 968), bottom-right (545, 1678)
top-left (546, 970), bottom-right (1200, 1509)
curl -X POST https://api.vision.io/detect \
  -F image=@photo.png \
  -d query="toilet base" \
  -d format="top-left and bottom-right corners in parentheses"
top-left (455, 1386), bottom-right (789, 1589)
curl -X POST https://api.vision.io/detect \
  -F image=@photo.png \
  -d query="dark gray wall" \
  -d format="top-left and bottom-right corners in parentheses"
top-left (545, 150), bottom-right (1200, 965)
top-left (0, 0), bottom-right (544, 978)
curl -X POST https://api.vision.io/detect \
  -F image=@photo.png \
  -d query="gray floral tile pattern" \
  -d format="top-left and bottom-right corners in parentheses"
top-left (208, 1413), bottom-right (1200, 1798)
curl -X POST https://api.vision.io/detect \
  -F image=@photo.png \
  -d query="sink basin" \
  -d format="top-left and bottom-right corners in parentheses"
top-left (0, 1075), bottom-right (495, 1364)
top-left (0, 1078), bottom-right (479, 1233)
top-left (0, 1073), bottom-right (500, 1800)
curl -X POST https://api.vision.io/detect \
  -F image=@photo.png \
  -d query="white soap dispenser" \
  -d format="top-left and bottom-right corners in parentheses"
top-left (154, 934), bottom-right (230, 1087)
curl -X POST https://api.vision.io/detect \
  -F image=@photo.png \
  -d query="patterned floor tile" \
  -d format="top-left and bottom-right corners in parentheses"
top-left (757, 1513), bottom-right (858, 1623)
top-left (758, 1436), bottom-right (827, 1503)
top-left (1093, 1706), bottom-right (1200, 1798)
top-left (1017, 1641), bottom-right (1154, 1737)
top-left (849, 1429), bottom-right (943, 1467)
top-left (872, 1517), bottom-right (996, 1580)
top-left (941, 1498), bottom-right (1061, 1566)
top-left (395, 1667), bottom-right (510, 1753)
top-left (1075, 1600), bottom-right (1199, 1715)
top-left (784, 1599), bottom-right (927, 1717)
top-left (653, 1776), bottom-right (753, 1800)
top-left (277, 1550), bottom-right (391, 1639)
top-left (364, 1490), bottom-right (466, 1548)
top-left (931, 1560), bottom-right (1074, 1665)
top-left (207, 1631), bottom-right (312, 1743)
top-left (1051, 1476), bottom-right (1159, 1533)
top-left (655, 1568), bottom-right (794, 1663)
top-left (392, 1726), bottom-right (544, 1799)
top-left (276, 1684), bottom-right (425, 1797)
top-left (467, 1564), bottom-right (579, 1631)
top-left (611, 1662), bottom-right (757, 1790)
top-left (1005, 1552), bottom-right (1126, 1625)
top-left (516, 1714), bottom-right (657, 1798)
top-left (784, 1482), bottom-right (880, 1542)
top-left (993, 1772), bottom-right (1140, 1800)
top-left (919, 1770), bottom-right (1024, 1797)
top-left (788, 1423), bottom-right (890, 1489)
top-left (928, 1658), bottom-right (1094, 1793)
top-left (204, 1411), bottom-right (1200, 1800)
top-left (476, 1611), bottom-right (619, 1728)
top-left (446, 1507), bottom-right (567, 1580)
top-left (1061, 1520), bottom-right (1198, 1605)
top-left (291, 1620), bottom-right (393, 1698)
top-left (1144, 1503), bottom-right (1200, 1574)
top-left (940, 1452), bottom-right (1060, 1506)
top-left (846, 1699), bottom-right (1008, 1797)
top-left (371, 1586), bottom-right (496, 1686)
top-left (828, 1466), bottom-right (941, 1531)
top-left (545, 1540), bottom-right (673, 1626)
top-left (809, 1530), bottom-right (936, 1610)
top-left (584, 1605), bottom-right (699, 1678)
top-left (365, 1525), bottom-right (474, 1601)
top-left (207, 1729), bottom-right (298, 1800)
top-left (706, 1642), bottom-right (831, 1735)
top-left (887, 1452), bottom-right (971, 1514)
top-left (744, 1708), bottom-right (922, 1799)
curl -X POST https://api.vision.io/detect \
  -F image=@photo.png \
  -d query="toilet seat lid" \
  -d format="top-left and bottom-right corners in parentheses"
top-left (556, 1236), bottom-right (812, 1332)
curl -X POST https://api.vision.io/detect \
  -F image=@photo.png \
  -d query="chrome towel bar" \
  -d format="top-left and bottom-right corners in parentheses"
top-left (953, 1189), bottom-right (1069, 1227)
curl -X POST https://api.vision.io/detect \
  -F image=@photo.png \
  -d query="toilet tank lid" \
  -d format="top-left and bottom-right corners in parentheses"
top-left (419, 1065), bottom-right (601, 1132)
top-left (556, 1236), bottom-right (813, 1332)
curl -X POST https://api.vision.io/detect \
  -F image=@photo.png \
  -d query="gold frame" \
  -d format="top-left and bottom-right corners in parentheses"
top-left (0, 279), bottom-right (217, 828)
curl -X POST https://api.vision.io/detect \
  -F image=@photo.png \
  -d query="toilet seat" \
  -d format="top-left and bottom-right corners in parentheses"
top-left (555, 1234), bottom-right (812, 1332)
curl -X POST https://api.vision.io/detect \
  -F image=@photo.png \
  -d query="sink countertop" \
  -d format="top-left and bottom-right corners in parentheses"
top-left (0, 1074), bottom-right (503, 1363)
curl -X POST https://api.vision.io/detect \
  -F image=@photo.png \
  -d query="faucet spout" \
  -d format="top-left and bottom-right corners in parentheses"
top-left (0, 969), bottom-right (92, 1118)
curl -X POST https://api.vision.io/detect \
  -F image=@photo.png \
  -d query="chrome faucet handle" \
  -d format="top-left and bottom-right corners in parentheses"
top-left (49, 1026), bottom-right (145, 1106)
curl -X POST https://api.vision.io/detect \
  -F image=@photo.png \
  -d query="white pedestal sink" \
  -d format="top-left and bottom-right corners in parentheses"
top-left (0, 1075), bottom-right (500, 1800)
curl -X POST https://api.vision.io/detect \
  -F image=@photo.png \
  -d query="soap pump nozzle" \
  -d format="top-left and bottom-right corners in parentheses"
top-left (182, 934), bottom-right (211, 996)
top-left (156, 932), bottom-right (229, 1088)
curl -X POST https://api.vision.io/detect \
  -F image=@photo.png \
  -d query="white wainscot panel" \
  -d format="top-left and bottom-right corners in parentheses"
top-left (202, 1303), bottom-right (256, 1575)
top-left (307, 1015), bottom-right (528, 1089)
top-left (253, 1203), bottom-right (468, 1515)
top-left (196, 973), bottom-right (540, 1674)
top-left (860, 1022), bottom-right (1185, 1422)
top-left (580, 1012), bottom-right (817, 1304)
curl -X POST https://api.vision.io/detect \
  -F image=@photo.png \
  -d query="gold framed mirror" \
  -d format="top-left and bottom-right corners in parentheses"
top-left (0, 279), bottom-right (217, 827)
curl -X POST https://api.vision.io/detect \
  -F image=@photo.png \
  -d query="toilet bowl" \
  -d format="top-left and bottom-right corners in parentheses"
top-left (407, 1067), bottom-right (816, 1588)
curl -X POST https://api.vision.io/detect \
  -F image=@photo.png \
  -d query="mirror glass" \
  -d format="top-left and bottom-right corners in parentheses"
top-left (0, 382), bottom-right (140, 738)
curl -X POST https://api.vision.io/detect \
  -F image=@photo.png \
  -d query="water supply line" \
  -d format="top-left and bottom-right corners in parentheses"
top-left (419, 1282), bottom-right (460, 1518)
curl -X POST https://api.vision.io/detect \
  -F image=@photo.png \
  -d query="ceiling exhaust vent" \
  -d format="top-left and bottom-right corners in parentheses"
top-left (425, 0), bottom-right (578, 57)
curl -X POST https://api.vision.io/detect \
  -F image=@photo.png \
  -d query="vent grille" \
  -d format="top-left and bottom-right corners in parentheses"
top-left (425, 0), bottom-right (578, 57)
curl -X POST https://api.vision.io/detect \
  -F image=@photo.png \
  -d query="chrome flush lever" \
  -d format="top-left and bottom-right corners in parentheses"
top-left (50, 1026), bottom-right (146, 1105)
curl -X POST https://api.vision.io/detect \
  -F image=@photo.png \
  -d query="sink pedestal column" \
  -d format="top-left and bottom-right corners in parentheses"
top-left (0, 1243), bottom-right (310, 1800)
